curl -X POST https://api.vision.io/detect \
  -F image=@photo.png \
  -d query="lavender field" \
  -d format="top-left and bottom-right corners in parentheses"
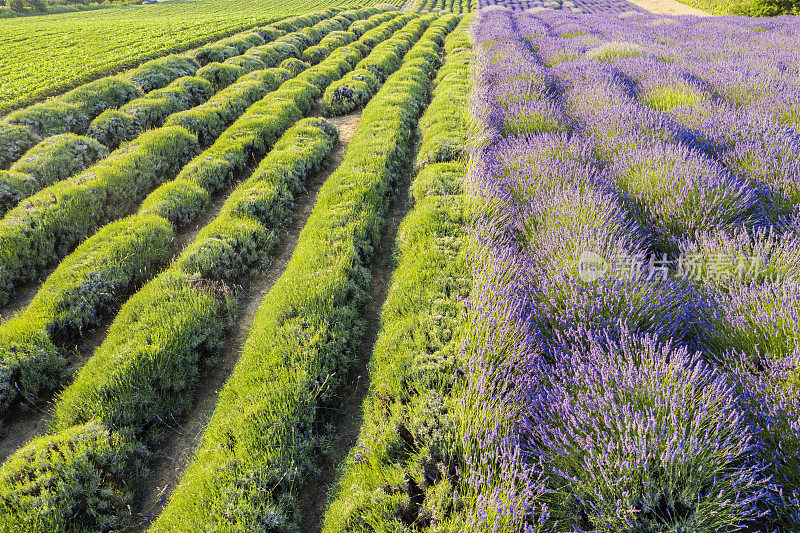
top-left (464, 5), bottom-right (800, 531)
top-left (1, 0), bottom-right (799, 530)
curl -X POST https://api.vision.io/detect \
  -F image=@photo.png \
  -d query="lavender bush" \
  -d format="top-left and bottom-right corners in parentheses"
top-left (462, 5), bottom-right (800, 531)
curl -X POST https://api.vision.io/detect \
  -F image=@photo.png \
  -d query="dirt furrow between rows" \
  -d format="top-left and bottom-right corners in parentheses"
top-left (0, 316), bottom-right (114, 462)
top-left (296, 128), bottom-right (416, 533)
top-left (127, 109), bottom-right (364, 533)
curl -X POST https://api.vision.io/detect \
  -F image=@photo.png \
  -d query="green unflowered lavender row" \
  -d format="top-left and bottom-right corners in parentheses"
top-left (147, 16), bottom-right (456, 532)
top-left (322, 14), bottom-right (473, 532)
top-left (0, 9), bottom-right (410, 418)
top-left (0, 116), bottom-right (337, 532)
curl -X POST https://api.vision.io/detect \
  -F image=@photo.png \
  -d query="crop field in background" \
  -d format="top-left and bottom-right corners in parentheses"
top-left (0, 0), bottom-right (799, 531)
top-left (0, 0), bottom-right (402, 114)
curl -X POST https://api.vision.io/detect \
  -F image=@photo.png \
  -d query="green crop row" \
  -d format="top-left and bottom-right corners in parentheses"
top-left (84, 11), bottom-right (361, 152)
top-left (88, 76), bottom-right (215, 150)
top-left (0, 9), bottom-right (403, 414)
top-left (0, 8), bottom-right (342, 217)
top-left (416, 0), bottom-right (476, 13)
top-left (145, 16), bottom-right (457, 533)
top-left (0, 133), bottom-right (108, 217)
top-left (4, 54), bottom-right (199, 138)
top-left (322, 13), bottom-right (436, 116)
top-left (0, 0), bottom-right (375, 116)
top-left (322, 17), bottom-right (473, 532)
top-left (0, 10), bottom-right (338, 166)
top-left (0, 125), bottom-right (198, 306)
top-left (0, 69), bottom-right (284, 250)
top-left (417, 15), bottom-right (471, 168)
top-left (304, 30), bottom-right (358, 65)
top-left (0, 115), bottom-right (338, 533)
top-left (0, 12), bottom-right (363, 310)
top-left (677, 0), bottom-right (797, 15)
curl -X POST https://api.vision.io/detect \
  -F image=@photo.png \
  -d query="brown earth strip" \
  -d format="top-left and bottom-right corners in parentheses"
top-left (625, 0), bottom-right (711, 15)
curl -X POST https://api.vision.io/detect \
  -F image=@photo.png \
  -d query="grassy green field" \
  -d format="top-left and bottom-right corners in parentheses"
top-left (0, 0), bottom-right (393, 114)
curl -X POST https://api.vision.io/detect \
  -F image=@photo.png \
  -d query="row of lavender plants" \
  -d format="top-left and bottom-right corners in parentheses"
top-left (463, 6), bottom-right (799, 532)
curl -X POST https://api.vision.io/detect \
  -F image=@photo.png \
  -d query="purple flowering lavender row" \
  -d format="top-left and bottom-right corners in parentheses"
top-left (463, 5), bottom-right (800, 531)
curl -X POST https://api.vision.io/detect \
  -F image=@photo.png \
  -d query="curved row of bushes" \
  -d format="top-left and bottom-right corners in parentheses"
top-left (146, 15), bottom-right (459, 533)
top-left (322, 13), bottom-right (436, 116)
top-left (0, 117), bottom-right (338, 533)
top-left (0, 9), bottom-right (344, 170)
top-left (0, 10), bottom-right (364, 232)
top-left (322, 14), bottom-right (473, 532)
top-left (0, 133), bottom-right (108, 217)
top-left (0, 9), bottom-right (391, 310)
top-left (0, 9), bottom-right (413, 415)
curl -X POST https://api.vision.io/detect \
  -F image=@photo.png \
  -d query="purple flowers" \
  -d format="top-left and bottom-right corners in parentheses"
top-left (463, 6), bottom-right (800, 531)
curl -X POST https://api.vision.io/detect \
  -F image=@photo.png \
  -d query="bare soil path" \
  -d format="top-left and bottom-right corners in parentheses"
top-left (625, 0), bottom-right (710, 16)
top-left (0, 316), bottom-right (113, 462)
top-left (296, 130), bottom-right (415, 533)
top-left (126, 110), bottom-right (364, 532)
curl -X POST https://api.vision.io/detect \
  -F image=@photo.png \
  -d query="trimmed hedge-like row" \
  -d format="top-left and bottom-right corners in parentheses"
top-left (322, 13), bottom-right (435, 116)
top-left (321, 18), bottom-right (472, 532)
top-left (0, 10), bottom-right (343, 170)
top-left (166, 14), bottom-right (351, 147)
top-left (0, 126), bottom-right (198, 307)
top-left (88, 76), bottom-right (214, 150)
top-left (0, 117), bottom-right (337, 533)
top-left (0, 9), bottom-right (405, 414)
top-left (0, 13), bottom-right (380, 309)
top-left (416, 15), bottom-right (471, 168)
top-left (5, 78), bottom-right (144, 140)
top-left (304, 30), bottom-right (358, 65)
top-left (4, 55), bottom-right (201, 140)
top-left (0, 123), bottom-right (41, 170)
top-left (0, 133), bottom-right (108, 217)
top-left (146, 17), bottom-right (456, 533)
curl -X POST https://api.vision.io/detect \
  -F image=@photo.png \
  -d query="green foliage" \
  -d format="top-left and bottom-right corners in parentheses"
top-left (0, 170), bottom-right (37, 217)
top-left (48, 270), bottom-right (234, 443)
top-left (12, 133), bottom-right (108, 188)
top-left (166, 69), bottom-right (285, 146)
top-left (0, 3), bottom-right (349, 114)
top-left (6, 118), bottom-right (334, 529)
top-left (585, 41), bottom-right (645, 62)
top-left (0, 123), bottom-right (40, 169)
top-left (322, 13), bottom-right (435, 117)
top-left (149, 20), bottom-right (451, 533)
top-left (125, 54), bottom-right (200, 93)
top-left (280, 57), bottom-right (311, 76)
top-left (0, 133), bottom-right (108, 216)
top-left (7, 77), bottom-right (142, 137)
top-left (642, 83), bottom-right (704, 112)
top-left (196, 61), bottom-right (247, 92)
top-left (417, 18), bottom-right (470, 168)
top-left (0, 125), bottom-right (198, 306)
top-left (0, 214), bottom-right (174, 410)
top-left (0, 422), bottom-right (148, 533)
top-left (0, 15), bottom-right (401, 523)
top-left (323, 22), bottom-right (471, 533)
top-left (323, 69), bottom-right (381, 115)
top-left (676, 0), bottom-right (797, 15)
top-left (85, 109), bottom-right (139, 149)
top-left (0, 16), bottom-right (376, 412)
